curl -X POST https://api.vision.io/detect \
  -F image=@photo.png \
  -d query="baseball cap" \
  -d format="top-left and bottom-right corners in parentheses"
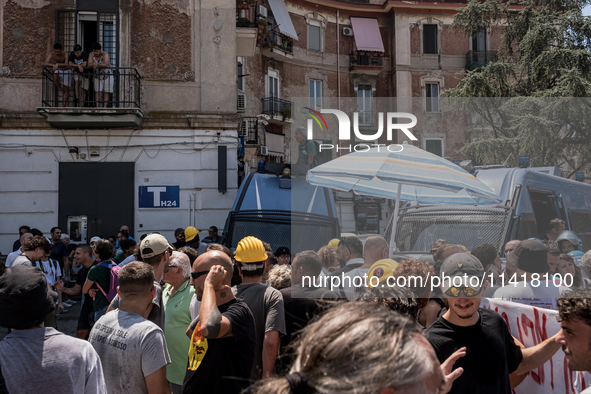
top-left (174, 228), bottom-right (185, 236)
top-left (275, 246), bottom-right (290, 257)
top-left (184, 226), bottom-right (199, 242)
top-left (507, 239), bottom-right (549, 274)
top-left (440, 253), bottom-right (485, 297)
top-left (140, 234), bottom-right (172, 258)
top-left (90, 236), bottom-right (101, 243)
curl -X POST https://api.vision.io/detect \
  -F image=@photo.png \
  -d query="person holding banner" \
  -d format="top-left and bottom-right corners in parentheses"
top-left (494, 240), bottom-right (569, 310)
top-left (426, 253), bottom-right (562, 394)
top-left (557, 288), bottom-right (591, 394)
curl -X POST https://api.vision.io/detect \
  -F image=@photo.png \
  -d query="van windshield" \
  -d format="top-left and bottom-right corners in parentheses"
top-left (386, 205), bottom-right (512, 252)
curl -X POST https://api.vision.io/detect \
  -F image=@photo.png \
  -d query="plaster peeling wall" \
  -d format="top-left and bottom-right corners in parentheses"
top-left (2, 0), bottom-right (55, 77)
top-left (136, 0), bottom-right (193, 16)
top-left (131, 0), bottom-right (192, 80)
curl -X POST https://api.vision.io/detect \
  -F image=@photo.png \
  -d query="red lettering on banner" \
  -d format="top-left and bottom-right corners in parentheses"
top-left (522, 313), bottom-right (544, 385)
top-left (502, 312), bottom-right (510, 333)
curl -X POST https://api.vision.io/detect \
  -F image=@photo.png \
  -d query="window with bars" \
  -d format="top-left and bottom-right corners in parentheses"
top-left (56, 10), bottom-right (119, 66)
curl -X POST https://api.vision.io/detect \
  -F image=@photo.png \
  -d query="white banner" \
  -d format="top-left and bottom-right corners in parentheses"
top-left (480, 298), bottom-right (591, 394)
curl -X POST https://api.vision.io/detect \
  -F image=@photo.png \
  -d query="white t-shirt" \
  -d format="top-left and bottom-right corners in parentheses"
top-left (341, 268), bottom-right (370, 301)
top-left (189, 293), bottom-right (201, 321)
top-left (36, 259), bottom-right (62, 286)
top-left (5, 248), bottom-right (23, 268)
top-left (493, 281), bottom-right (569, 310)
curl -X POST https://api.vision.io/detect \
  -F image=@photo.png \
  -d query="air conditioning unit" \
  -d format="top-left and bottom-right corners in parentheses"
top-left (343, 27), bottom-right (353, 36)
top-left (260, 146), bottom-right (269, 156)
top-left (259, 5), bottom-right (267, 18)
top-left (237, 93), bottom-right (246, 110)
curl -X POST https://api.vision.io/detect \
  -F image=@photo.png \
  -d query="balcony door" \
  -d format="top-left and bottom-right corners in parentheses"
top-left (266, 70), bottom-right (280, 113)
top-left (56, 9), bottom-right (119, 66)
top-left (472, 30), bottom-right (487, 63)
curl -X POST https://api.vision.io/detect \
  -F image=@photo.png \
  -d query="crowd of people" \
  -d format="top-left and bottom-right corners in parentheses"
top-left (1, 217), bottom-right (591, 394)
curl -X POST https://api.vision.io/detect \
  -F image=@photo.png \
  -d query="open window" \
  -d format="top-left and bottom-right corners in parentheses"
top-left (56, 9), bottom-right (119, 65)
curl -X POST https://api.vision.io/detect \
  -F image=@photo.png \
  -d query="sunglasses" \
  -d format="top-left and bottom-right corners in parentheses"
top-left (444, 286), bottom-right (482, 297)
top-left (191, 270), bottom-right (210, 280)
top-left (168, 265), bottom-right (178, 269)
top-left (505, 248), bottom-right (514, 254)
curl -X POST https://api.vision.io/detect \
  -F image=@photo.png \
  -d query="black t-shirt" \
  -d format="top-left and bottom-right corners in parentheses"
top-left (425, 308), bottom-right (523, 394)
top-left (69, 51), bottom-right (88, 71)
top-left (183, 298), bottom-right (256, 394)
top-left (76, 261), bottom-right (97, 310)
top-left (50, 241), bottom-right (68, 267)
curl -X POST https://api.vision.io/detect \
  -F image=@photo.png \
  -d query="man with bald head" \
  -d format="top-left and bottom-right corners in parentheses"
top-left (341, 236), bottom-right (389, 300)
top-left (504, 239), bottom-right (521, 257)
top-left (183, 251), bottom-right (255, 394)
top-left (5, 232), bottom-right (33, 267)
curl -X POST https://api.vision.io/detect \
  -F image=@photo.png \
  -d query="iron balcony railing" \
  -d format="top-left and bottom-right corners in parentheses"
top-left (262, 97), bottom-right (293, 117)
top-left (465, 50), bottom-right (497, 70)
top-left (41, 66), bottom-right (141, 108)
top-left (350, 52), bottom-right (384, 68)
top-left (241, 116), bottom-right (259, 144)
top-left (263, 31), bottom-right (294, 54)
top-left (236, 2), bottom-right (257, 27)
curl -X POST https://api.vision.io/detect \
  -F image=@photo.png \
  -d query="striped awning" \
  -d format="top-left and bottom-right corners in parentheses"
top-left (350, 17), bottom-right (385, 52)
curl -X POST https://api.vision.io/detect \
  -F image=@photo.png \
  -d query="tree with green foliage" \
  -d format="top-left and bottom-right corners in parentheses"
top-left (446, 0), bottom-right (591, 178)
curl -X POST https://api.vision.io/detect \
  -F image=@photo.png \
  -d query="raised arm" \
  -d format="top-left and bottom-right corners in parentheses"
top-left (199, 265), bottom-right (233, 339)
top-left (513, 333), bottom-right (561, 375)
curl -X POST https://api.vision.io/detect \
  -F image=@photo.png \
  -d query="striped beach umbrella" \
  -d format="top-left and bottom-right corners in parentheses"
top-left (306, 143), bottom-right (501, 256)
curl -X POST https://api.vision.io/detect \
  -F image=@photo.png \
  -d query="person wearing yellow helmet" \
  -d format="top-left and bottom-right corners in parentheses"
top-left (327, 238), bottom-right (340, 249)
top-left (234, 236), bottom-right (286, 380)
top-left (185, 226), bottom-right (207, 255)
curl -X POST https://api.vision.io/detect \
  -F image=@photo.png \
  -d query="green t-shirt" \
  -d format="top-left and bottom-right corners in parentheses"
top-left (112, 252), bottom-right (126, 264)
top-left (86, 262), bottom-right (111, 312)
top-left (162, 280), bottom-right (196, 385)
top-left (298, 140), bottom-right (317, 167)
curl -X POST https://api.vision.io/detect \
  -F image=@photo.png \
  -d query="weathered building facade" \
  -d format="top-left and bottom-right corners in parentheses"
top-left (238, 0), bottom-right (502, 234)
top-left (0, 0), bottom-right (244, 252)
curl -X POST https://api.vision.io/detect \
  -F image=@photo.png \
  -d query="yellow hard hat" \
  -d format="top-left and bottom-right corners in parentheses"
top-left (184, 226), bottom-right (199, 242)
top-left (367, 259), bottom-right (399, 288)
top-left (235, 236), bottom-right (268, 263)
top-left (328, 238), bottom-right (340, 248)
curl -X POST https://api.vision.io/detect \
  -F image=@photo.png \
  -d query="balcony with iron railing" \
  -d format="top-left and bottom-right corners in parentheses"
top-left (465, 50), bottom-right (497, 71)
top-left (262, 97), bottom-right (293, 125)
top-left (261, 31), bottom-right (294, 60)
top-left (350, 51), bottom-right (384, 74)
top-left (38, 66), bottom-right (142, 128)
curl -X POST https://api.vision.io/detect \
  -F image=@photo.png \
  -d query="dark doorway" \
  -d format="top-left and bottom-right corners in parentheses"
top-left (59, 163), bottom-right (134, 240)
top-left (81, 20), bottom-right (97, 53)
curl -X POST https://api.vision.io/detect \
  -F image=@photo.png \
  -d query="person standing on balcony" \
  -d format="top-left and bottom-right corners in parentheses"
top-left (44, 43), bottom-right (71, 107)
top-left (68, 44), bottom-right (89, 107)
top-left (88, 42), bottom-right (113, 108)
top-left (295, 127), bottom-right (317, 168)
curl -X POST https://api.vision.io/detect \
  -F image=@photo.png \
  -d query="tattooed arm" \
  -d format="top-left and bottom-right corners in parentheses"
top-left (199, 265), bottom-right (234, 339)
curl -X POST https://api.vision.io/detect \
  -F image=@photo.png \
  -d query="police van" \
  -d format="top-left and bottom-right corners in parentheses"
top-left (386, 165), bottom-right (591, 256)
top-left (222, 163), bottom-right (339, 253)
